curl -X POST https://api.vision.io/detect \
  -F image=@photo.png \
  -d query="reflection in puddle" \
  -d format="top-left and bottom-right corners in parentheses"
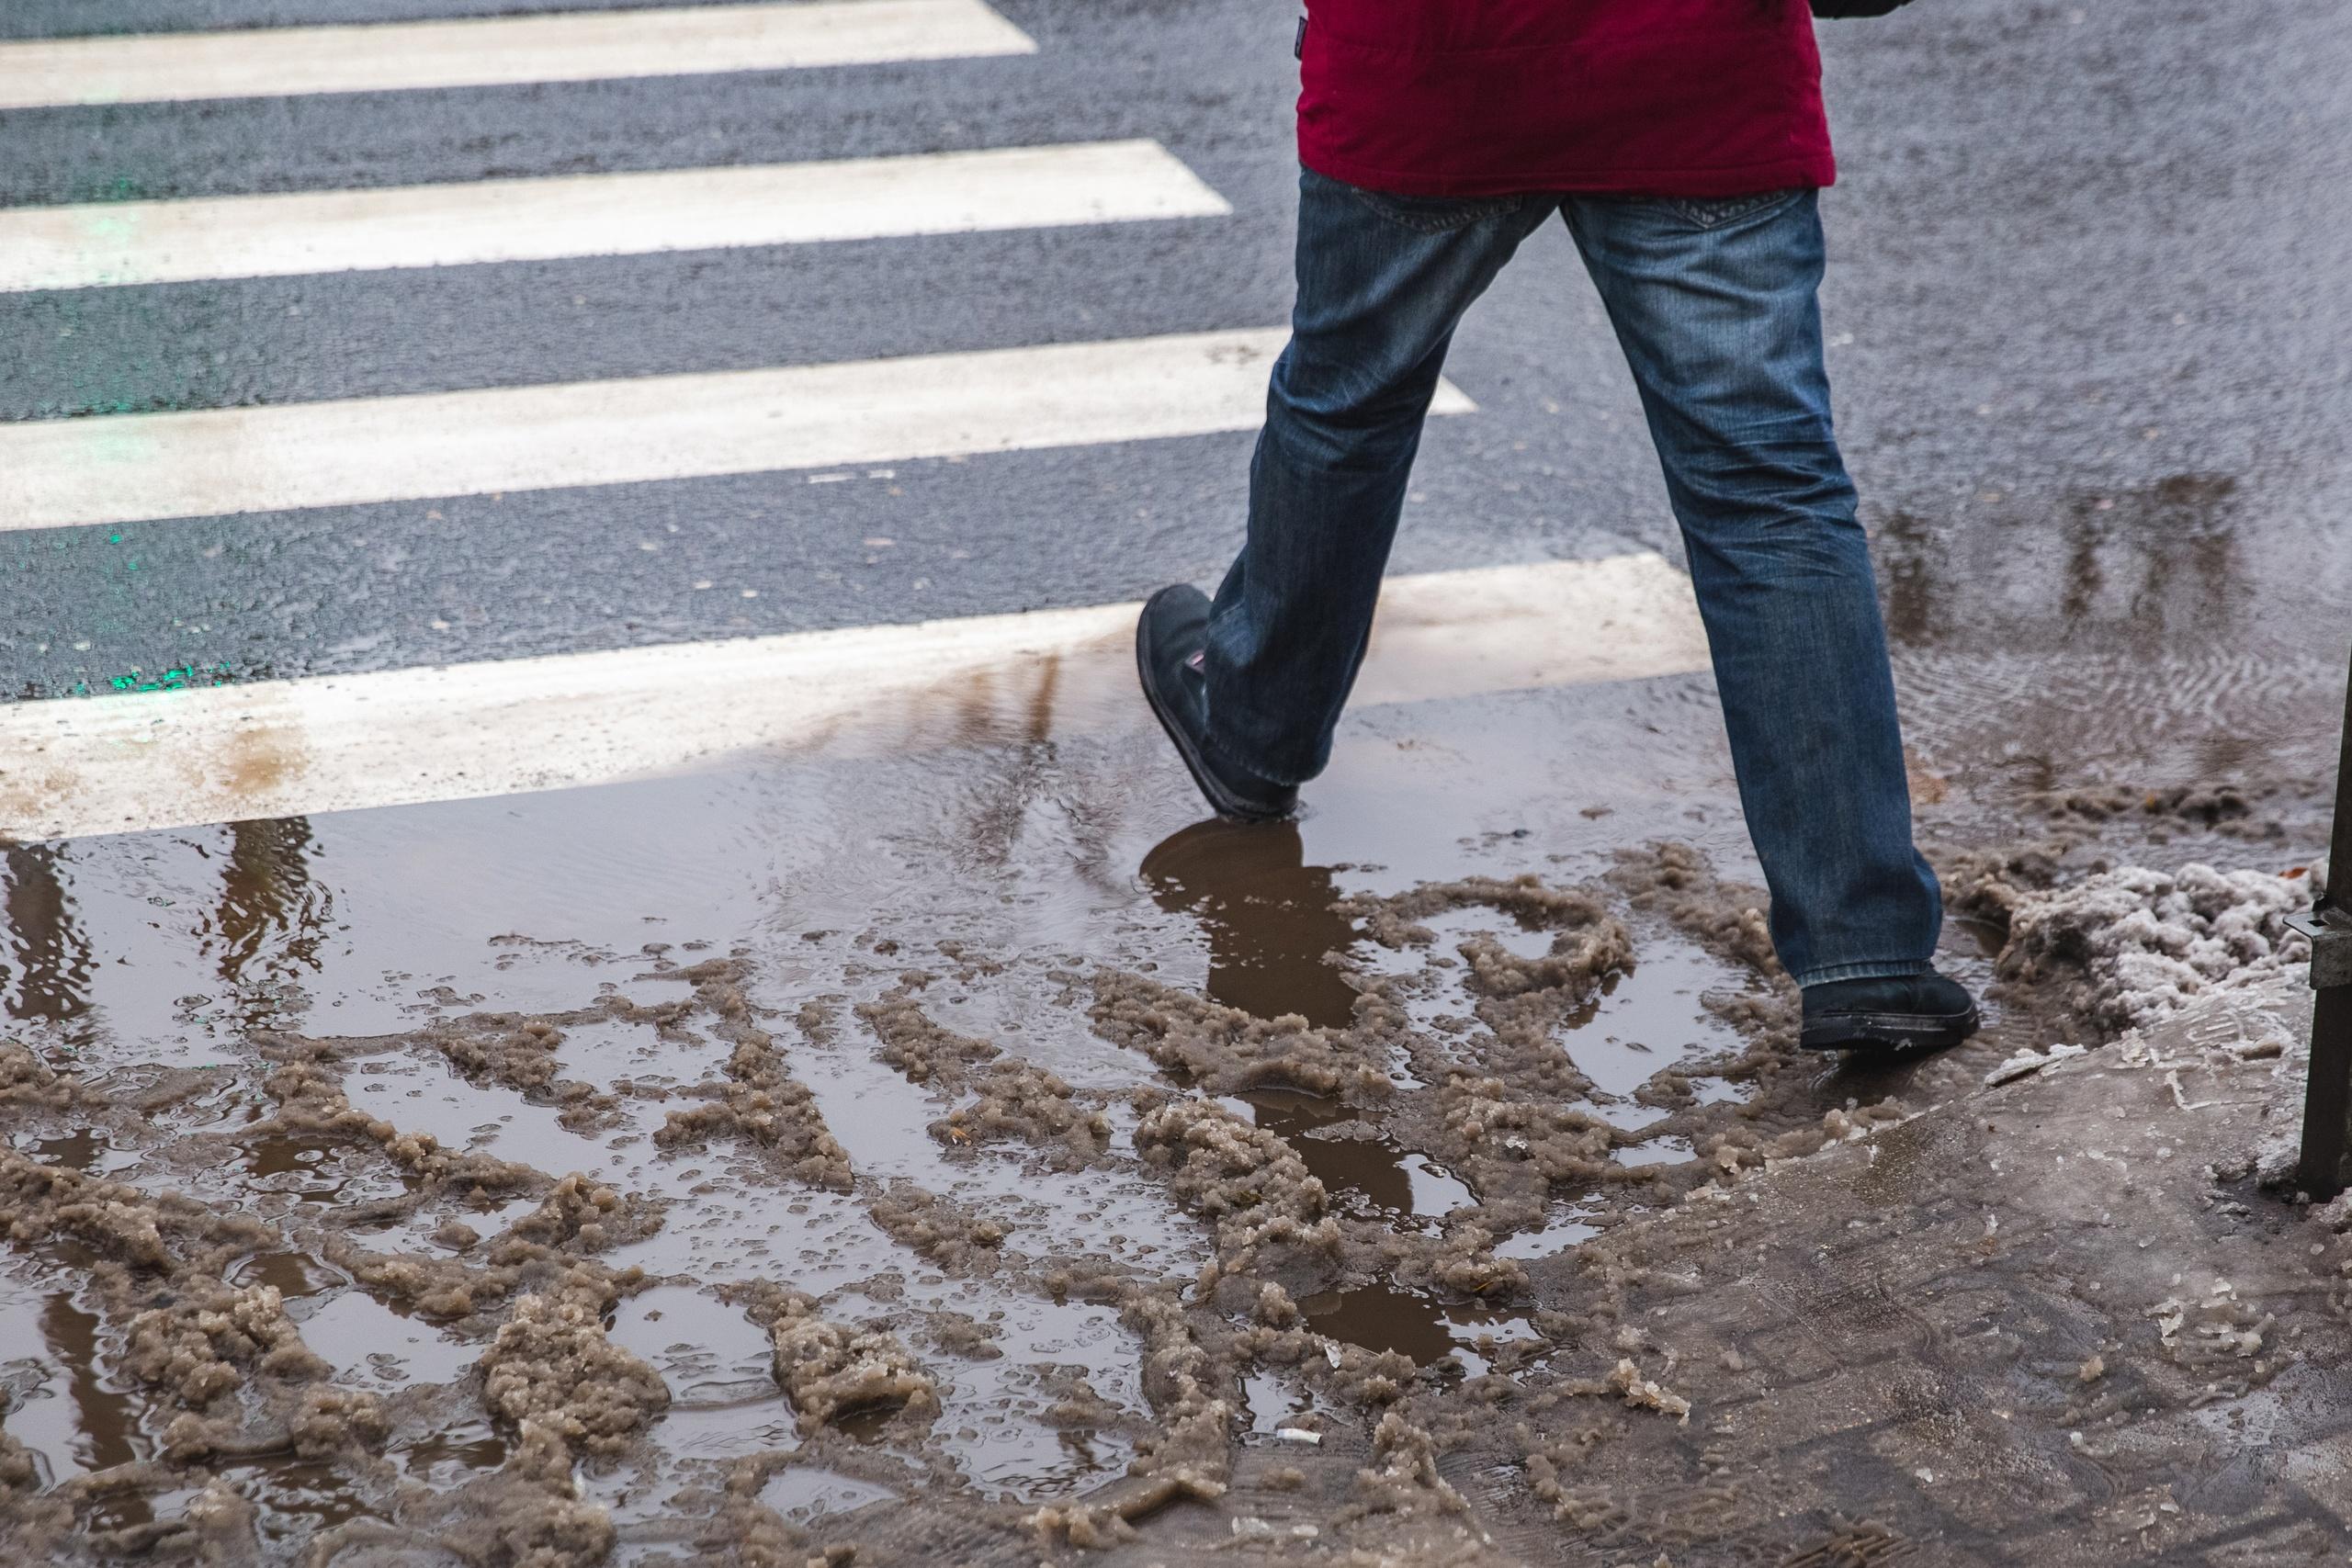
top-left (651, 1397), bottom-right (801, 1461)
top-left (1227, 1088), bottom-right (1473, 1224)
top-left (1613, 1136), bottom-right (1694, 1169)
top-left (1239, 1365), bottom-right (1319, 1434)
top-left (229, 1251), bottom-right (346, 1301)
top-left (830, 1403), bottom-right (897, 1444)
top-left (1367, 911), bottom-right (1749, 1115)
top-left (610, 1287), bottom-right (773, 1404)
top-left (757, 1465), bottom-right (899, 1523)
top-left (605, 1185), bottom-right (880, 1292)
top-left (2, 843), bottom-right (96, 1045)
top-left (292, 1289), bottom-right (477, 1389)
top-left (396, 1419), bottom-right (508, 1484)
top-left (1570, 944), bottom-right (1747, 1100)
top-left (51, 1296), bottom-right (141, 1471)
top-left (87, 1486), bottom-right (183, 1535)
top-left (343, 1054), bottom-right (650, 1192)
top-left (234, 1133), bottom-right (402, 1204)
top-left (0, 1269), bottom-right (150, 1492)
top-left (20, 1128), bottom-right (137, 1176)
top-left (826, 1281), bottom-right (1144, 1501)
top-left (1493, 1202), bottom-right (1601, 1261)
top-left (1302, 1282), bottom-right (1540, 1375)
top-left (220, 1452), bottom-right (382, 1545)
top-left (1142, 820), bottom-right (1362, 1032)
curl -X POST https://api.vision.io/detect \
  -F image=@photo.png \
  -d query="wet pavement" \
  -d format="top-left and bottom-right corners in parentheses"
top-left (0, 649), bottom-right (2338, 1562)
top-left (3, 0), bottom-right (2350, 1562)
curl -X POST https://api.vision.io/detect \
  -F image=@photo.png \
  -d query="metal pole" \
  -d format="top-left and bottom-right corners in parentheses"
top-left (2292, 645), bottom-right (2352, 1197)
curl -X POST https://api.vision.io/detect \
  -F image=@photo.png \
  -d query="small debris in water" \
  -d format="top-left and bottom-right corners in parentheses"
top-left (1604, 1358), bottom-right (1691, 1424)
top-left (1985, 1042), bottom-right (2089, 1086)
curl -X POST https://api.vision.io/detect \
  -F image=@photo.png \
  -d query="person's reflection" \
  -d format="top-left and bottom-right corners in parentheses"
top-left (213, 818), bottom-right (329, 1028)
top-left (215, 818), bottom-right (321, 976)
top-left (4, 845), bottom-right (94, 1032)
top-left (1140, 818), bottom-right (1361, 1032)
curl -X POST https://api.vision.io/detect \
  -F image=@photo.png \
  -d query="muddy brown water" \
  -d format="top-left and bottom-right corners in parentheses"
top-left (0, 660), bottom-right (2330, 1562)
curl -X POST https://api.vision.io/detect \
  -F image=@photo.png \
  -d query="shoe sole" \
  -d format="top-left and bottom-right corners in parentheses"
top-left (1135, 599), bottom-right (1291, 823)
top-left (1798, 1005), bottom-right (1981, 1055)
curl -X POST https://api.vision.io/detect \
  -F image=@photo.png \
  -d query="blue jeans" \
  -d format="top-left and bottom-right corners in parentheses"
top-left (1203, 169), bottom-right (1942, 987)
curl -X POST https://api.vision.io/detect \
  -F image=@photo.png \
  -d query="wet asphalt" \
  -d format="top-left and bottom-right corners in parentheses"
top-left (1, 0), bottom-right (2346, 808)
top-left (1, 7), bottom-right (2346, 1545)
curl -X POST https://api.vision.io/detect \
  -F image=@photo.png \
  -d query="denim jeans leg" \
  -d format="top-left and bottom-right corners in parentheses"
top-left (1203, 170), bottom-right (1548, 785)
top-left (1561, 190), bottom-right (1942, 985)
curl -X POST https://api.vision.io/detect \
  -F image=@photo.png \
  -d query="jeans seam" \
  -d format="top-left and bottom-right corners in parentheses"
top-left (1339, 184), bottom-right (1527, 235)
top-left (1795, 958), bottom-right (1932, 988)
top-left (1199, 722), bottom-right (1300, 790)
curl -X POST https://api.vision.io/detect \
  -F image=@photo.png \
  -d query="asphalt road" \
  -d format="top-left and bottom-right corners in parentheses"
top-left (1, 0), bottom-right (2347, 802)
top-left (0, 11), bottom-right (2345, 1548)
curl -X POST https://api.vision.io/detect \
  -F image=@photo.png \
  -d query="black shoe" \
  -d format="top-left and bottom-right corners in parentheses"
top-left (1136, 585), bottom-right (1297, 822)
top-left (1799, 970), bottom-right (1980, 1054)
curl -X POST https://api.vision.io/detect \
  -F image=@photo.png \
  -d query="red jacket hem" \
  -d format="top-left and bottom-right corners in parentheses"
top-left (1297, 146), bottom-right (1838, 202)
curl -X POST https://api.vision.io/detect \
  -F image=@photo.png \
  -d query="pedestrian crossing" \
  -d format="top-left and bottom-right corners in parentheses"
top-left (1, 0), bottom-right (1702, 842)
top-left (0, 554), bottom-right (1710, 842)
top-left (0, 0), bottom-right (1035, 109)
top-left (0, 141), bottom-right (1230, 293)
top-left (1, 330), bottom-right (1473, 532)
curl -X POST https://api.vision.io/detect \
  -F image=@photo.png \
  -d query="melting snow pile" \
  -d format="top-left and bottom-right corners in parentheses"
top-left (2000, 863), bottom-right (2313, 1034)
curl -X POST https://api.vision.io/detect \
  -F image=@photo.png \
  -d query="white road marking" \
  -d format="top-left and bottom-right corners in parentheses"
top-left (0, 330), bottom-right (1471, 531)
top-left (0, 141), bottom-right (1231, 293)
top-left (0, 0), bottom-right (1035, 110)
top-left (0, 554), bottom-right (1713, 843)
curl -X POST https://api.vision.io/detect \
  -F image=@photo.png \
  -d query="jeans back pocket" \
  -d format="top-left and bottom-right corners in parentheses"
top-left (1344, 185), bottom-right (1528, 234)
top-left (1664, 188), bottom-right (1804, 231)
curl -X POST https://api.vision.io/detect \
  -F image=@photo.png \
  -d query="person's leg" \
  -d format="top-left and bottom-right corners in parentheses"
top-left (1561, 189), bottom-right (1942, 987)
top-left (1199, 170), bottom-right (1552, 786)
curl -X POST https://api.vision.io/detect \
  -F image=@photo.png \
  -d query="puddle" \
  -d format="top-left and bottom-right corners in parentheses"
top-left (610, 1286), bottom-right (774, 1404)
top-left (827, 1280), bottom-right (1146, 1502)
top-left (1227, 1088), bottom-right (1475, 1224)
top-left (87, 1486), bottom-right (183, 1534)
top-left (15, 1128), bottom-right (140, 1176)
top-left (396, 1418), bottom-right (508, 1484)
top-left (342, 1050), bottom-right (664, 1194)
top-left (1239, 1365), bottom-right (1327, 1435)
top-left (219, 1452), bottom-right (384, 1546)
top-left (548, 1016), bottom-right (737, 1094)
top-left (1492, 1203), bottom-right (1602, 1261)
top-left (605, 1183), bottom-right (881, 1291)
top-left (232, 1132), bottom-right (410, 1205)
top-left (228, 1251), bottom-right (347, 1301)
top-left (649, 1397), bottom-right (802, 1461)
top-left (0, 661), bottom-right (1915, 1554)
top-left (1141, 819), bottom-right (1363, 1032)
top-left (1364, 912), bottom-right (1750, 1118)
top-left (780, 993), bottom-right (1206, 1279)
top-left (1301, 1282), bottom-right (1541, 1376)
top-left (1568, 942), bottom-right (1749, 1099)
top-left (0, 1265), bottom-right (150, 1488)
top-left (757, 1465), bottom-right (901, 1524)
top-left (1613, 1136), bottom-right (1695, 1170)
top-left (291, 1288), bottom-right (478, 1390)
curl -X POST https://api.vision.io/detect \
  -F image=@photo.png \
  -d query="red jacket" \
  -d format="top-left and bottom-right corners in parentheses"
top-left (1296, 0), bottom-right (1837, 198)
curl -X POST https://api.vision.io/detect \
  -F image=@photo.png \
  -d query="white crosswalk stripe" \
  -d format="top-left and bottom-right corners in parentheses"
top-left (0, 554), bottom-right (1710, 842)
top-left (0, 0), bottom-right (1035, 110)
top-left (0, 330), bottom-right (1471, 531)
top-left (0, 141), bottom-right (1231, 293)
